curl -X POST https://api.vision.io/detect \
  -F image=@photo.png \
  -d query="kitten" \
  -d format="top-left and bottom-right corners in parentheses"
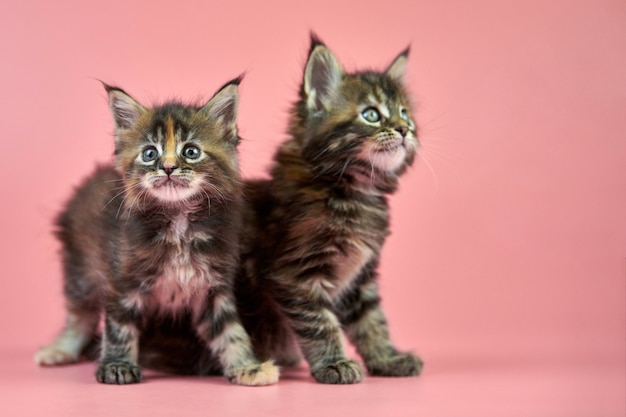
top-left (34, 79), bottom-right (279, 386)
top-left (237, 34), bottom-right (424, 384)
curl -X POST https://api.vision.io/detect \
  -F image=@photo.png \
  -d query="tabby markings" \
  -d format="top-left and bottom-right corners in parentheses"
top-left (331, 241), bottom-right (374, 298)
top-left (162, 116), bottom-right (178, 169)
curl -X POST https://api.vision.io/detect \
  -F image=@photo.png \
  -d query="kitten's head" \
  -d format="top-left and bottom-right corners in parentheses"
top-left (291, 34), bottom-right (418, 192)
top-left (105, 78), bottom-right (242, 207)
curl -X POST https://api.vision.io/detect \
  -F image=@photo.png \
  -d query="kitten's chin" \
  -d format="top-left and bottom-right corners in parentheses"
top-left (146, 177), bottom-right (200, 203)
top-left (149, 186), bottom-right (199, 203)
top-left (360, 142), bottom-right (408, 173)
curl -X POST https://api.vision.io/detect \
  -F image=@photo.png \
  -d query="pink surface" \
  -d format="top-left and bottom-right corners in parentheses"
top-left (1, 0), bottom-right (624, 416)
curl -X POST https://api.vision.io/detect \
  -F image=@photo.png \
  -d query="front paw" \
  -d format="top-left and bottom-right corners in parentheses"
top-left (228, 361), bottom-right (280, 386)
top-left (311, 359), bottom-right (364, 384)
top-left (366, 352), bottom-right (423, 377)
top-left (34, 345), bottom-right (80, 366)
top-left (96, 360), bottom-right (142, 384)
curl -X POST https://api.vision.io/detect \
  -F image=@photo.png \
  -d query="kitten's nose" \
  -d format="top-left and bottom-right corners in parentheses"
top-left (161, 161), bottom-right (178, 176)
top-left (395, 125), bottom-right (409, 138)
top-left (163, 167), bottom-right (177, 176)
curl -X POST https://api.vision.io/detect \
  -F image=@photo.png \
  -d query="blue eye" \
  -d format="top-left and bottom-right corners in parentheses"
top-left (182, 145), bottom-right (201, 160)
top-left (400, 108), bottom-right (409, 121)
top-left (142, 146), bottom-right (158, 162)
top-left (361, 107), bottom-right (381, 123)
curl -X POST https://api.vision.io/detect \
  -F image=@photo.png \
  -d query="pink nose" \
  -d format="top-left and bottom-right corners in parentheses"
top-left (161, 161), bottom-right (178, 176)
top-left (395, 126), bottom-right (409, 137)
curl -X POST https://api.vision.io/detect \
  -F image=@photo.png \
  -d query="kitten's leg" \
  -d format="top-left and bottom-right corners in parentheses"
top-left (34, 311), bottom-right (100, 366)
top-left (268, 326), bottom-right (301, 367)
top-left (196, 286), bottom-right (279, 386)
top-left (243, 299), bottom-right (301, 366)
top-left (339, 271), bottom-right (423, 377)
top-left (277, 281), bottom-right (364, 384)
top-left (95, 314), bottom-right (142, 384)
top-left (35, 264), bottom-right (101, 366)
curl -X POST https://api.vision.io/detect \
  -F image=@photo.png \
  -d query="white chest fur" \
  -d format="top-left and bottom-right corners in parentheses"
top-left (330, 239), bottom-right (375, 298)
top-left (122, 214), bottom-right (214, 317)
top-left (158, 215), bottom-right (213, 313)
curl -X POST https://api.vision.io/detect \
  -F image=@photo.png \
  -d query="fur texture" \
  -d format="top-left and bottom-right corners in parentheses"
top-left (34, 79), bottom-right (278, 386)
top-left (236, 34), bottom-right (424, 384)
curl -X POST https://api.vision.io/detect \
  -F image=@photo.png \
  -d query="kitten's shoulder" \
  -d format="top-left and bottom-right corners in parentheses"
top-left (58, 164), bottom-right (122, 227)
top-left (68, 164), bottom-right (120, 201)
top-left (84, 164), bottom-right (120, 185)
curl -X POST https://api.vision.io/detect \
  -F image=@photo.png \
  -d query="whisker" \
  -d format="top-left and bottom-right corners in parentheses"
top-left (337, 158), bottom-right (351, 181)
top-left (418, 111), bottom-right (448, 132)
top-left (113, 180), bottom-right (143, 219)
top-left (418, 140), bottom-right (465, 187)
top-left (98, 188), bottom-right (128, 216)
top-left (201, 188), bottom-right (211, 215)
top-left (116, 193), bottom-right (131, 220)
top-left (369, 148), bottom-right (382, 186)
top-left (312, 146), bottom-right (330, 162)
top-left (416, 148), bottom-right (439, 193)
top-left (201, 180), bottom-right (231, 204)
top-left (368, 147), bottom-right (376, 182)
top-left (126, 188), bottom-right (145, 221)
top-left (101, 178), bottom-right (125, 184)
top-left (418, 139), bottom-right (457, 157)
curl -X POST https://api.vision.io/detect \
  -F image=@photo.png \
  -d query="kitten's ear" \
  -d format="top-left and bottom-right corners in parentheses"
top-left (103, 83), bottom-right (147, 130)
top-left (303, 35), bottom-right (343, 112)
top-left (201, 76), bottom-right (241, 141)
top-left (386, 47), bottom-right (410, 82)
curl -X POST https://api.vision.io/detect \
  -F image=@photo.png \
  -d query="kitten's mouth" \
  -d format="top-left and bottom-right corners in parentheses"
top-left (375, 137), bottom-right (404, 152)
top-left (147, 175), bottom-right (200, 202)
top-left (152, 175), bottom-right (190, 189)
top-left (357, 136), bottom-right (409, 173)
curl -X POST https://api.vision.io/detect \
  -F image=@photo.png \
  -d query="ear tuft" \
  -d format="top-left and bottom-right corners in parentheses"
top-left (201, 77), bottom-right (241, 140)
top-left (303, 39), bottom-right (343, 112)
top-left (103, 83), bottom-right (146, 130)
top-left (308, 31), bottom-right (326, 52)
top-left (386, 47), bottom-right (410, 82)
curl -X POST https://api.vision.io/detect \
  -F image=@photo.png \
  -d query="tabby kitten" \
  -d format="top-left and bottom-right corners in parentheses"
top-left (34, 79), bottom-right (279, 386)
top-left (237, 35), bottom-right (424, 384)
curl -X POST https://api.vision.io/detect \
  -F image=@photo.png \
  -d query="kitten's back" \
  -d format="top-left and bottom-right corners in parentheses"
top-left (56, 165), bottom-right (122, 312)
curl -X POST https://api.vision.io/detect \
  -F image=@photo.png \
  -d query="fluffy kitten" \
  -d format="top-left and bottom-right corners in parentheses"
top-left (237, 35), bottom-right (424, 384)
top-left (34, 79), bottom-right (279, 386)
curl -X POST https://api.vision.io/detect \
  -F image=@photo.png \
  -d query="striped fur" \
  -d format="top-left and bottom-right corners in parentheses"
top-left (237, 35), bottom-right (423, 383)
top-left (34, 80), bottom-right (278, 386)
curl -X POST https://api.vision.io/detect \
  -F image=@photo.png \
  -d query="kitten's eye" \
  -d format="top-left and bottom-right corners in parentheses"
top-left (361, 107), bottom-right (381, 123)
top-left (400, 109), bottom-right (409, 121)
top-left (141, 146), bottom-right (158, 162)
top-left (182, 144), bottom-right (201, 160)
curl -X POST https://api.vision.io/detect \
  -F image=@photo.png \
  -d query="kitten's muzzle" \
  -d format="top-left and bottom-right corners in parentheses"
top-left (159, 161), bottom-right (179, 177)
top-left (152, 174), bottom-right (189, 188)
top-left (395, 125), bottom-right (409, 138)
top-left (375, 134), bottom-right (405, 151)
top-left (163, 167), bottom-right (176, 176)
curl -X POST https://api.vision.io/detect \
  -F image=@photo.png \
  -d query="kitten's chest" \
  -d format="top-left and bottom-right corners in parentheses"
top-left (146, 273), bottom-right (206, 316)
top-left (153, 246), bottom-right (210, 310)
top-left (325, 198), bottom-right (388, 295)
top-left (145, 215), bottom-right (214, 314)
top-left (330, 238), bottom-right (375, 296)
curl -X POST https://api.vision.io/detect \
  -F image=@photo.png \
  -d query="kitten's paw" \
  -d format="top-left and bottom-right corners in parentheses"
top-left (366, 352), bottom-right (423, 377)
top-left (228, 361), bottom-right (280, 386)
top-left (34, 345), bottom-right (79, 366)
top-left (96, 360), bottom-right (142, 384)
top-left (311, 359), bottom-right (364, 384)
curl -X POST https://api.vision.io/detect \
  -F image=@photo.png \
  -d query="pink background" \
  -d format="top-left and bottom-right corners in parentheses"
top-left (1, 0), bottom-right (624, 416)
